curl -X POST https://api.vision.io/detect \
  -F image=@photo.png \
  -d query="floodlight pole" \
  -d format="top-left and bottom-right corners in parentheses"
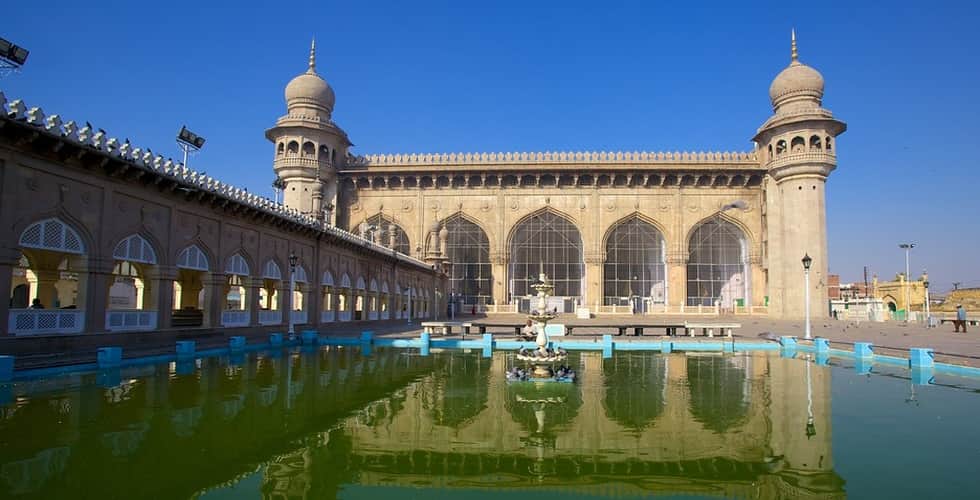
top-left (899, 243), bottom-right (915, 322)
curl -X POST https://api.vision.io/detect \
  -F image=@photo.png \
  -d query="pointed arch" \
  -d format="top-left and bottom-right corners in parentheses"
top-left (355, 276), bottom-right (366, 290)
top-left (262, 259), bottom-right (282, 280)
top-left (602, 213), bottom-right (667, 307)
top-left (369, 278), bottom-right (378, 292)
top-left (340, 273), bottom-right (352, 288)
top-left (357, 213), bottom-right (410, 254)
top-left (507, 207), bottom-right (584, 301)
top-left (19, 217), bottom-right (86, 255)
top-left (225, 252), bottom-right (251, 276)
top-left (112, 233), bottom-right (158, 265)
top-left (381, 281), bottom-right (390, 294)
top-left (176, 244), bottom-right (210, 271)
top-left (686, 217), bottom-right (749, 308)
top-left (322, 270), bottom-right (335, 287)
top-left (293, 265), bottom-right (308, 283)
top-left (440, 212), bottom-right (493, 305)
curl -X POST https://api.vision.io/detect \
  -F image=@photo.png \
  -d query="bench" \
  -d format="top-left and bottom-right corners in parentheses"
top-left (564, 324), bottom-right (684, 336)
top-left (420, 321), bottom-right (473, 336)
top-left (471, 323), bottom-right (525, 336)
top-left (683, 322), bottom-right (741, 337)
top-left (939, 318), bottom-right (979, 326)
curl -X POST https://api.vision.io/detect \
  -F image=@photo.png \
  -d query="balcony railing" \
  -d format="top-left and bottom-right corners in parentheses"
top-left (221, 310), bottom-right (249, 328)
top-left (338, 311), bottom-right (351, 322)
top-left (290, 310), bottom-right (308, 324)
top-left (321, 311), bottom-right (335, 323)
top-left (9, 309), bottom-right (85, 335)
top-left (258, 310), bottom-right (282, 325)
top-left (105, 310), bottom-right (158, 332)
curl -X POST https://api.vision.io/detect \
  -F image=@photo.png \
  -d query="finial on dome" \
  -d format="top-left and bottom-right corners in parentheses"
top-left (791, 29), bottom-right (798, 63)
top-left (307, 37), bottom-right (317, 74)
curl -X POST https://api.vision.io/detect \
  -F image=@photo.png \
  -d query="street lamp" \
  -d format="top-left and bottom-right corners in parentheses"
top-left (923, 272), bottom-right (931, 327)
top-left (802, 253), bottom-right (812, 339)
top-left (287, 252), bottom-right (298, 337)
top-left (899, 243), bottom-right (915, 322)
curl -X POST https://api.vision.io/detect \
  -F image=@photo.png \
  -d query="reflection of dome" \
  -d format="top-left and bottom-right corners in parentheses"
top-left (284, 39), bottom-right (335, 117)
top-left (768, 31), bottom-right (825, 110)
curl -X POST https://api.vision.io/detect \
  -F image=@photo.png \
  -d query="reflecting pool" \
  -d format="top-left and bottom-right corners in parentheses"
top-left (0, 348), bottom-right (977, 499)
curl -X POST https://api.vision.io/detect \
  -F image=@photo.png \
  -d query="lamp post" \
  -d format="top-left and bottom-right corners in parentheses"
top-left (176, 126), bottom-right (206, 170)
top-left (802, 254), bottom-right (812, 339)
top-left (899, 243), bottom-right (915, 322)
top-left (805, 354), bottom-right (816, 438)
top-left (288, 252), bottom-right (297, 337)
top-left (923, 273), bottom-right (931, 327)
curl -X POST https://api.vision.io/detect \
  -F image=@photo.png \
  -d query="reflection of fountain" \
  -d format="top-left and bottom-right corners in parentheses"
top-left (509, 273), bottom-right (575, 382)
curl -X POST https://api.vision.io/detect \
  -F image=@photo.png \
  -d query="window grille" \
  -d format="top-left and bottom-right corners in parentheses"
top-left (225, 254), bottom-right (250, 277)
top-left (176, 245), bottom-right (209, 271)
top-left (112, 234), bottom-right (157, 264)
top-left (603, 216), bottom-right (666, 305)
top-left (444, 214), bottom-right (493, 305)
top-left (509, 210), bottom-right (583, 299)
top-left (19, 218), bottom-right (85, 254)
top-left (365, 214), bottom-right (410, 254)
top-left (686, 219), bottom-right (747, 307)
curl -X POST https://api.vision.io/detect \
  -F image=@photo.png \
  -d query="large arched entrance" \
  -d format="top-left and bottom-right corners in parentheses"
top-left (361, 214), bottom-right (410, 254)
top-left (508, 210), bottom-right (584, 312)
top-left (107, 233), bottom-right (159, 331)
top-left (603, 215), bottom-right (667, 312)
top-left (443, 214), bottom-right (493, 308)
top-left (686, 219), bottom-right (749, 309)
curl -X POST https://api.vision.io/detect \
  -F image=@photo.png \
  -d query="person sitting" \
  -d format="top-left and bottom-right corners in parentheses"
top-left (30, 298), bottom-right (44, 309)
top-left (520, 320), bottom-right (535, 340)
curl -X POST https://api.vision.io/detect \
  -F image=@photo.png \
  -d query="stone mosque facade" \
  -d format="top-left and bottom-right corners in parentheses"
top-left (270, 33), bottom-right (845, 319)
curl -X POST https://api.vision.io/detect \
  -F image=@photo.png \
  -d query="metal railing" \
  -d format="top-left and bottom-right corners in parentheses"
top-left (105, 310), bottom-right (158, 331)
top-left (9, 309), bottom-right (85, 335)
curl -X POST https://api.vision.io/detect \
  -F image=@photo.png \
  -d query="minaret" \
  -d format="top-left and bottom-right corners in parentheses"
top-left (755, 31), bottom-right (846, 319)
top-left (265, 39), bottom-right (351, 225)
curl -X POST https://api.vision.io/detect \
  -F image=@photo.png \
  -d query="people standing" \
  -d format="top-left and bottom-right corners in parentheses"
top-left (954, 304), bottom-right (968, 333)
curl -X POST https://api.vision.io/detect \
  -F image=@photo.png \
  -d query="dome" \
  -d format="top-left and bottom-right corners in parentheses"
top-left (284, 40), bottom-right (335, 116)
top-left (768, 61), bottom-right (824, 103)
top-left (768, 31), bottom-right (824, 108)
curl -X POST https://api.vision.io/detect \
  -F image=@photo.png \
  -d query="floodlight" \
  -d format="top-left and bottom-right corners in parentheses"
top-left (0, 37), bottom-right (29, 66)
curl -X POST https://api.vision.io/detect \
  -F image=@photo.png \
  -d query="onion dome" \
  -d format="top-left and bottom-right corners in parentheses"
top-left (768, 31), bottom-right (824, 111)
top-left (284, 39), bottom-right (335, 117)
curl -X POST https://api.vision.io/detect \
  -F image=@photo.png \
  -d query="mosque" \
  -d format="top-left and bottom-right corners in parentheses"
top-left (270, 32), bottom-right (846, 319)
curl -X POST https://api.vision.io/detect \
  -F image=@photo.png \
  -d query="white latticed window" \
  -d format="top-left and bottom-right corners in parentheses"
top-left (19, 218), bottom-right (85, 254)
top-left (356, 277), bottom-right (366, 290)
top-left (113, 234), bottom-right (157, 264)
top-left (262, 260), bottom-right (282, 280)
top-left (444, 214), bottom-right (493, 305)
top-left (603, 216), bottom-right (666, 305)
top-left (226, 254), bottom-right (250, 276)
top-left (176, 245), bottom-right (209, 271)
top-left (293, 265), bottom-right (308, 283)
top-left (322, 271), bottom-right (335, 287)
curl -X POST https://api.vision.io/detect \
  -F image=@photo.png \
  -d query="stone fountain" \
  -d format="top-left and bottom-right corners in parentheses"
top-left (508, 272), bottom-right (575, 382)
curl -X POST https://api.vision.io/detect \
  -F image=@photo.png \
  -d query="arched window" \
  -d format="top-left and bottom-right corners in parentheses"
top-left (603, 216), bottom-right (666, 307)
top-left (19, 218), bottom-right (85, 254)
top-left (364, 214), bottom-right (410, 254)
top-left (443, 214), bottom-right (493, 305)
top-left (176, 245), bottom-right (208, 271)
top-left (287, 141), bottom-right (299, 155)
top-left (113, 234), bottom-right (157, 265)
top-left (686, 220), bottom-right (748, 308)
top-left (810, 135), bottom-right (822, 150)
top-left (277, 142), bottom-right (285, 156)
top-left (791, 136), bottom-right (806, 152)
top-left (509, 210), bottom-right (584, 300)
top-left (826, 137), bottom-right (833, 152)
top-left (225, 254), bottom-right (250, 276)
top-left (767, 144), bottom-right (773, 160)
top-left (319, 145), bottom-right (330, 161)
top-left (262, 260), bottom-right (282, 280)
top-left (302, 141), bottom-right (315, 156)
top-left (775, 140), bottom-right (787, 155)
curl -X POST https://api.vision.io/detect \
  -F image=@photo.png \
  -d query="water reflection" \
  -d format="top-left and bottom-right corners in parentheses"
top-left (0, 348), bottom-right (845, 499)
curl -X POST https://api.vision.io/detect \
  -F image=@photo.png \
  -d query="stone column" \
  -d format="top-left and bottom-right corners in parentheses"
top-left (35, 269), bottom-right (60, 309)
top-left (206, 273), bottom-right (227, 328)
top-left (490, 252), bottom-right (507, 308)
top-left (150, 266), bottom-right (176, 329)
top-left (0, 249), bottom-right (16, 336)
top-left (82, 257), bottom-right (114, 333)
top-left (247, 277), bottom-right (263, 326)
top-left (667, 253), bottom-right (687, 312)
top-left (584, 252), bottom-right (604, 311)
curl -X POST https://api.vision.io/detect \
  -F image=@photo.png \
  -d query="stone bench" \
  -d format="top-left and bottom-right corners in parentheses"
top-left (420, 321), bottom-right (473, 336)
top-left (683, 322), bottom-right (741, 338)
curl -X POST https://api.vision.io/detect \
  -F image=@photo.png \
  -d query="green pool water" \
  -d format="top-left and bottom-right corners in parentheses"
top-left (0, 347), bottom-right (977, 499)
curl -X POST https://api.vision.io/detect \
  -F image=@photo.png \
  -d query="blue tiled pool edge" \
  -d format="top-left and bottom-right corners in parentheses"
top-left (3, 330), bottom-right (979, 382)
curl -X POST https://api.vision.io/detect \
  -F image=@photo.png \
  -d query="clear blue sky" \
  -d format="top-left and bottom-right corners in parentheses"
top-left (4, 1), bottom-right (979, 293)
